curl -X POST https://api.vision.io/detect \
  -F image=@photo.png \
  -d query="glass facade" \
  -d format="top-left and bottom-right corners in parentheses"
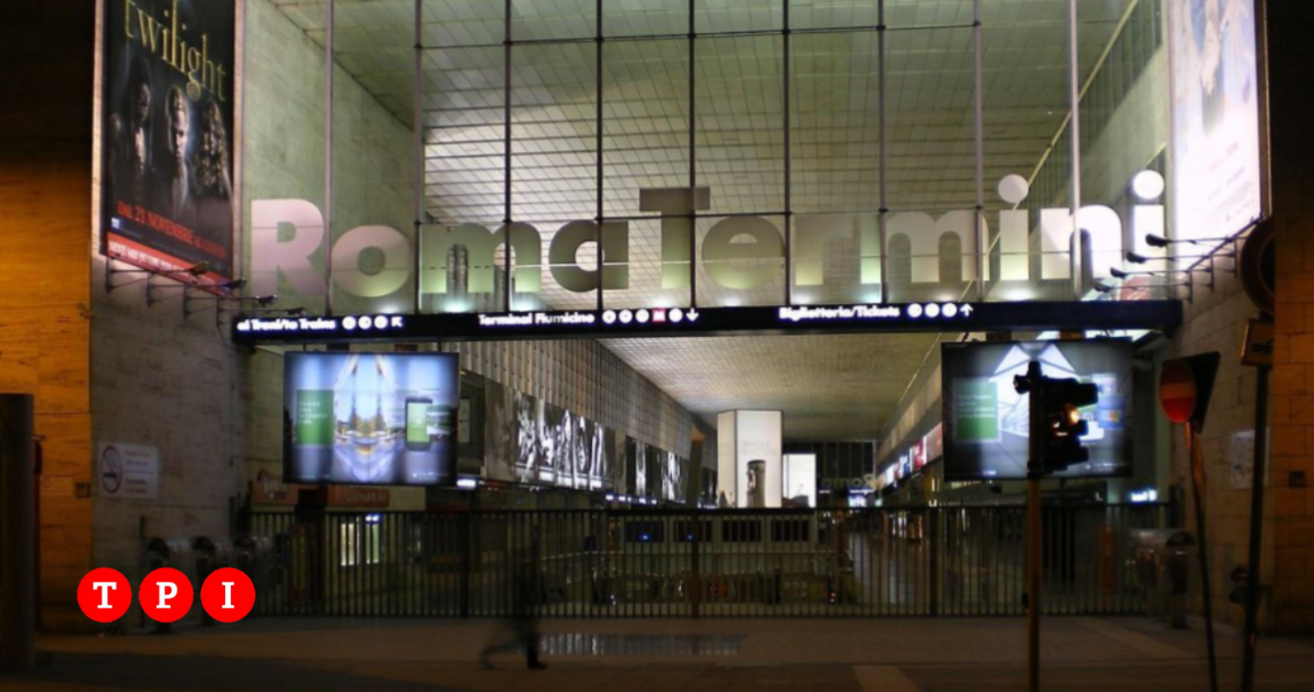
top-left (249, 0), bottom-right (1172, 315)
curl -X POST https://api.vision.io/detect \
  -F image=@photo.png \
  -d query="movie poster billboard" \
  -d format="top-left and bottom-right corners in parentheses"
top-left (102, 0), bottom-right (236, 282)
top-left (1168, 0), bottom-right (1261, 252)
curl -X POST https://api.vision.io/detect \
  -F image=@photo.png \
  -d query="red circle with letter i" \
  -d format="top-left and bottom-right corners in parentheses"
top-left (77, 568), bottom-right (132, 622)
top-left (200, 567), bottom-right (256, 623)
top-left (139, 567), bottom-right (194, 623)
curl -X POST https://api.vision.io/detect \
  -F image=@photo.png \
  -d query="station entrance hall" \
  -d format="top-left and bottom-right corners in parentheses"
top-left (4, 0), bottom-right (1314, 690)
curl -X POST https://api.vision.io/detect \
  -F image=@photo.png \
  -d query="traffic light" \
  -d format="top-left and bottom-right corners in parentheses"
top-left (1039, 376), bottom-right (1099, 474)
top-left (1013, 361), bottom-right (1100, 476)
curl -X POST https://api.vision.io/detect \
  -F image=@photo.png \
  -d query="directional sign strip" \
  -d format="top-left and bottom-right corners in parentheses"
top-left (231, 300), bottom-right (1182, 345)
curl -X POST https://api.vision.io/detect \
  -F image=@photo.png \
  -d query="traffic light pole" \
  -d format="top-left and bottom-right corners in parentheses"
top-left (1024, 361), bottom-right (1043, 692)
top-left (1240, 363), bottom-right (1271, 692)
top-left (1026, 473), bottom-right (1041, 692)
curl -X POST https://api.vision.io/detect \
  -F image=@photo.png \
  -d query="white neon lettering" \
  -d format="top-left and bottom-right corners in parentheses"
top-left (252, 170), bottom-right (1154, 303)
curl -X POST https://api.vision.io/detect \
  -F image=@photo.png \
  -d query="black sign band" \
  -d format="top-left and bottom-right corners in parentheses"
top-left (231, 300), bottom-right (1182, 344)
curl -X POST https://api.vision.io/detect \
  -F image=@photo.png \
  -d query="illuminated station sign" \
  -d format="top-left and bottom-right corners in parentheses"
top-left (231, 300), bottom-right (1181, 344)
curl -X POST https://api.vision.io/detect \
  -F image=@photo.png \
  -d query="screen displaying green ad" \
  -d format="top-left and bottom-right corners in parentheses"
top-left (284, 353), bottom-right (459, 486)
top-left (296, 390), bottom-right (334, 445)
top-left (406, 399), bottom-right (432, 446)
top-left (954, 379), bottom-right (999, 442)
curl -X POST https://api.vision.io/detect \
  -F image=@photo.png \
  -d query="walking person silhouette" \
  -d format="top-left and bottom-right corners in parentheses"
top-left (479, 550), bottom-right (546, 670)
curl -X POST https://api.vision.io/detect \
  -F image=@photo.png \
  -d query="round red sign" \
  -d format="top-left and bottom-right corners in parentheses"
top-left (1159, 359), bottom-right (1198, 424)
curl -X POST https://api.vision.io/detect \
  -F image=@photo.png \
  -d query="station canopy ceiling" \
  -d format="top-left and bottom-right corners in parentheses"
top-left (270, 0), bottom-right (1137, 441)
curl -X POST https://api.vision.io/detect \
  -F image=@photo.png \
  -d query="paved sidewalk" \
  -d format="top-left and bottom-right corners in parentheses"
top-left (3, 616), bottom-right (1311, 691)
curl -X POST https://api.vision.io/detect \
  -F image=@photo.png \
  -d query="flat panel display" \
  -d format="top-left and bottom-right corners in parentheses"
top-left (284, 353), bottom-right (458, 485)
top-left (941, 340), bottom-right (1134, 481)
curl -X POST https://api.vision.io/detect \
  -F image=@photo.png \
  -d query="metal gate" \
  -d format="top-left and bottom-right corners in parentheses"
top-left (247, 504), bottom-right (1172, 618)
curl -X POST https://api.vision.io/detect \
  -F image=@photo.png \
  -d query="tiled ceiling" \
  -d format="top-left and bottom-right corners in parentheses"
top-left (601, 333), bottom-right (941, 440)
top-left (268, 0), bottom-right (1137, 440)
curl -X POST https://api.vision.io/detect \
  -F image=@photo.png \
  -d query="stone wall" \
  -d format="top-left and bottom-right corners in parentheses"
top-left (0, 0), bottom-right (96, 632)
top-left (88, 0), bottom-right (421, 625)
top-left (1265, 0), bottom-right (1314, 634)
top-left (1169, 259), bottom-right (1267, 631)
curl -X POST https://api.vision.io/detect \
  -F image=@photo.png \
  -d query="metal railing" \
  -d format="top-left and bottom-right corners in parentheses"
top-left (247, 504), bottom-right (1172, 619)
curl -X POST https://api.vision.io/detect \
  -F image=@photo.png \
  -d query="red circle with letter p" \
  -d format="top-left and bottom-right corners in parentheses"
top-left (139, 567), bottom-right (194, 623)
top-left (200, 567), bottom-right (256, 623)
top-left (77, 568), bottom-right (132, 622)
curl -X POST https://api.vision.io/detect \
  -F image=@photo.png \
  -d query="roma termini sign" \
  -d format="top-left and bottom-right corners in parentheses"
top-left (248, 171), bottom-right (1170, 310)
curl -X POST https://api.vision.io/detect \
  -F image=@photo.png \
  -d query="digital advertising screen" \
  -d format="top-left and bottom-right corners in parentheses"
top-left (284, 352), bottom-right (459, 485)
top-left (941, 340), bottom-right (1135, 481)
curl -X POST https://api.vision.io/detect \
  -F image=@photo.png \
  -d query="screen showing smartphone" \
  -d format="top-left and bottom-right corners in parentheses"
top-left (406, 397), bottom-right (433, 450)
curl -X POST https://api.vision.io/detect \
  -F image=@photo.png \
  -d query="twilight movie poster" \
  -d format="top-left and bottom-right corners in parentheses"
top-left (102, 0), bottom-right (235, 282)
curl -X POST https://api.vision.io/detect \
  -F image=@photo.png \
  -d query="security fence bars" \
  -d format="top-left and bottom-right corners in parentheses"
top-left (247, 504), bottom-right (1173, 619)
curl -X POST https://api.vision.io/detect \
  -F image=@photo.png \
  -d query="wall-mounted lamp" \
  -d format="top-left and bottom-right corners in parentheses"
top-left (184, 289), bottom-right (281, 328)
top-left (1144, 233), bottom-right (1237, 249)
top-left (1114, 259), bottom-right (1214, 292)
top-left (1096, 276), bottom-right (1194, 303)
top-left (105, 259), bottom-right (209, 296)
top-left (1135, 235), bottom-right (1235, 273)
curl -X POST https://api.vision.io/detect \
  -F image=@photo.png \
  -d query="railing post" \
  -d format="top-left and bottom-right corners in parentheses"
top-left (691, 511), bottom-right (701, 619)
top-left (929, 507), bottom-right (940, 616)
top-left (460, 512), bottom-right (472, 619)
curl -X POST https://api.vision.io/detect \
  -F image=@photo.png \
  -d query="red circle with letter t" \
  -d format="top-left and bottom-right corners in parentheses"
top-left (139, 567), bottom-right (194, 623)
top-left (200, 567), bottom-right (256, 623)
top-left (77, 568), bottom-right (132, 622)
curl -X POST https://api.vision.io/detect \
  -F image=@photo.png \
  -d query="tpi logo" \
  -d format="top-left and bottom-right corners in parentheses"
top-left (77, 567), bottom-right (255, 624)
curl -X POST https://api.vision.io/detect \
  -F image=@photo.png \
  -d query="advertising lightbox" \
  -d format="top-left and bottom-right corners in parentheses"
top-left (736, 411), bottom-right (783, 509)
top-left (1168, 0), bottom-right (1261, 251)
top-left (717, 410), bottom-right (783, 508)
top-left (782, 453), bottom-right (817, 508)
top-left (941, 340), bottom-right (1134, 481)
top-left (102, 0), bottom-right (236, 282)
top-left (911, 440), bottom-right (927, 470)
top-left (284, 352), bottom-right (459, 485)
top-left (924, 423), bottom-right (944, 464)
top-left (717, 411), bottom-right (737, 507)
